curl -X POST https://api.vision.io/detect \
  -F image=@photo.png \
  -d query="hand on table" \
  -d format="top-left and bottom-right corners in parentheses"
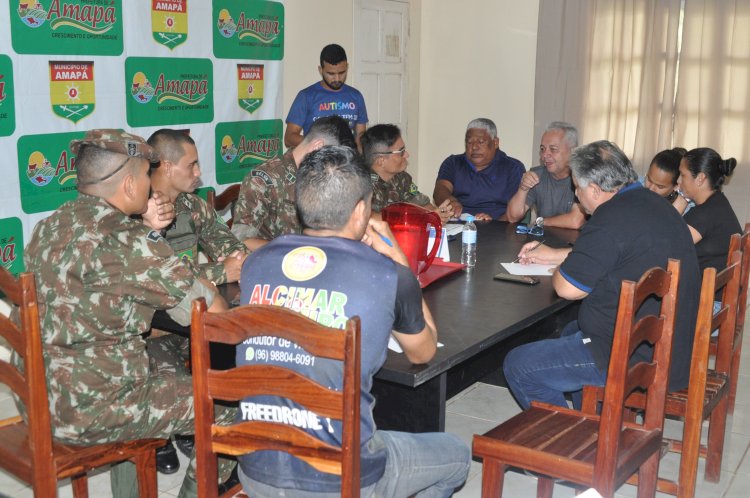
top-left (472, 212), bottom-right (493, 222)
top-left (517, 242), bottom-right (560, 265)
top-left (436, 199), bottom-right (455, 223)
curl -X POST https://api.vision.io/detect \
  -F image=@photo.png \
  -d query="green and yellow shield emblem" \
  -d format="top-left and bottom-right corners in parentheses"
top-left (49, 61), bottom-right (95, 123)
top-left (237, 64), bottom-right (263, 114)
top-left (152, 0), bottom-right (188, 50)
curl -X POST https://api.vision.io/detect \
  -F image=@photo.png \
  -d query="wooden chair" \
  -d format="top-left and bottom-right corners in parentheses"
top-left (207, 184), bottom-right (241, 229)
top-left (473, 259), bottom-right (681, 498)
top-left (0, 268), bottom-right (165, 497)
top-left (714, 224), bottom-right (750, 414)
top-left (191, 300), bottom-right (362, 498)
top-left (583, 246), bottom-right (743, 498)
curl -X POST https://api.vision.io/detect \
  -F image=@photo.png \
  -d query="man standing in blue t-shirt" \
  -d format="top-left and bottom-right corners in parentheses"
top-left (285, 44), bottom-right (369, 148)
top-left (237, 146), bottom-right (470, 497)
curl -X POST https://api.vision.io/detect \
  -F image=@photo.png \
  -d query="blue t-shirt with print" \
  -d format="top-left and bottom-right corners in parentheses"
top-left (286, 82), bottom-right (368, 134)
top-left (236, 234), bottom-right (424, 492)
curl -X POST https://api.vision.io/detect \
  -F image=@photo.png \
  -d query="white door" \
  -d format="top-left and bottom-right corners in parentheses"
top-left (353, 0), bottom-right (409, 135)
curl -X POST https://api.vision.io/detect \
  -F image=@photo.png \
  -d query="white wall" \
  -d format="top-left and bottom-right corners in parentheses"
top-left (414, 1), bottom-right (539, 191)
top-left (282, 0), bottom-right (354, 116)
top-left (282, 0), bottom-right (540, 195)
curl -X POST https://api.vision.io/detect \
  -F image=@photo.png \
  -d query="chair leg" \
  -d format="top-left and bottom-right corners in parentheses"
top-left (134, 450), bottom-right (159, 498)
top-left (70, 474), bottom-right (89, 498)
top-left (537, 477), bottom-right (554, 498)
top-left (704, 396), bottom-right (729, 483)
top-left (480, 459), bottom-right (505, 498)
top-left (677, 397), bottom-right (703, 498)
top-left (636, 452), bottom-right (659, 498)
top-left (728, 338), bottom-right (743, 414)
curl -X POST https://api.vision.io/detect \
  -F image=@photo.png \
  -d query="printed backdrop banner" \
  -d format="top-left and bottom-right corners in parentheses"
top-left (0, 0), bottom-right (285, 275)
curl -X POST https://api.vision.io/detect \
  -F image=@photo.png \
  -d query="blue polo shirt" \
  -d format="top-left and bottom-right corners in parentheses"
top-left (437, 150), bottom-right (524, 219)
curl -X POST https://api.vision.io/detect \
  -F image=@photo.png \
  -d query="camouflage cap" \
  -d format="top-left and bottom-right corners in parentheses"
top-left (70, 129), bottom-right (160, 162)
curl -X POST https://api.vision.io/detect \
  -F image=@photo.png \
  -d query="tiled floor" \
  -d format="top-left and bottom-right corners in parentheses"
top-left (2, 317), bottom-right (750, 497)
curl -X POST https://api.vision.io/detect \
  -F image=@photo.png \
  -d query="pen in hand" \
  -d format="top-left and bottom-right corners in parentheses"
top-left (513, 239), bottom-right (546, 264)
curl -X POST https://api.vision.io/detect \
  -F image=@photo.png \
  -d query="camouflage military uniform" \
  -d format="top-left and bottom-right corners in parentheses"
top-left (231, 150), bottom-right (302, 241)
top-left (164, 192), bottom-right (248, 285)
top-left (22, 193), bottom-right (215, 443)
top-left (370, 170), bottom-right (432, 213)
top-left (22, 193), bottom-right (237, 497)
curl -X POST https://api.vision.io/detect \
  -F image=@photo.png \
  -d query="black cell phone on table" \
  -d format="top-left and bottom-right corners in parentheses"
top-left (493, 272), bottom-right (539, 285)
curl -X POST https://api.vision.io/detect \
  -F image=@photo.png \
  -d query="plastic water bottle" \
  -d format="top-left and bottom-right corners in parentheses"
top-left (461, 215), bottom-right (477, 268)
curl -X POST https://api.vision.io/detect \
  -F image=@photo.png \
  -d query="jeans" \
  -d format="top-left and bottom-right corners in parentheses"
top-left (238, 430), bottom-right (471, 498)
top-left (503, 321), bottom-right (606, 410)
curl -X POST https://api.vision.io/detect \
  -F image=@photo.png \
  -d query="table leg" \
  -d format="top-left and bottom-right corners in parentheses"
top-left (372, 373), bottom-right (447, 433)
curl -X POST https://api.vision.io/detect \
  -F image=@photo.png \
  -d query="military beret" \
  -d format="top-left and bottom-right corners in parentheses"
top-left (70, 129), bottom-right (160, 162)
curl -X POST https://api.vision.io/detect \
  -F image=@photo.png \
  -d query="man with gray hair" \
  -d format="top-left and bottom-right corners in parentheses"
top-left (506, 121), bottom-right (586, 228)
top-left (502, 140), bottom-right (700, 410)
top-left (237, 145), bottom-right (470, 497)
top-left (232, 115), bottom-right (355, 250)
top-left (433, 117), bottom-right (524, 220)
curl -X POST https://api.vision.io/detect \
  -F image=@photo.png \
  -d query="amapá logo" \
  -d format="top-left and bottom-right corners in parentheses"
top-left (234, 134), bottom-right (280, 164)
top-left (152, 0), bottom-right (188, 50)
top-left (216, 7), bottom-right (279, 43)
top-left (0, 236), bottom-right (19, 271)
top-left (26, 149), bottom-right (76, 187)
top-left (220, 135), bottom-right (238, 164)
top-left (49, 61), bottom-right (95, 123)
top-left (131, 72), bottom-right (155, 104)
top-left (18, 0), bottom-right (118, 34)
top-left (131, 70), bottom-right (208, 106)
top-left (237, 64), bottom-right (263, 114)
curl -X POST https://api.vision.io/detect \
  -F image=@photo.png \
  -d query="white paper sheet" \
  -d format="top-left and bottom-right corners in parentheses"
top-left (388, 335), bottom-right (443, 353)
top-left (500, 262), bottom-right (557, 276)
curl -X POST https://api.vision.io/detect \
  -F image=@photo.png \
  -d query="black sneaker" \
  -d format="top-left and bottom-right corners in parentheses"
top-left (174, 434), bottom-right (195, 457)
top-left (218, 466), bottom-right (240, 495)
top-left (156, 440), bottom-right (180, 475)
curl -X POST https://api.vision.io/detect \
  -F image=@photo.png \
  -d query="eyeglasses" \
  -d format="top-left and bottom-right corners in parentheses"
top-left (465, 138), bottom-right (490, 147)
top-left (374, 146), bottom-right (407, 157)
top-left (515, 223), bottom-right (544, 237)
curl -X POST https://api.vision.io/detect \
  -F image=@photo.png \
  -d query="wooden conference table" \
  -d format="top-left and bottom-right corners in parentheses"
top-left (371, 221), bottom-right (580, 433)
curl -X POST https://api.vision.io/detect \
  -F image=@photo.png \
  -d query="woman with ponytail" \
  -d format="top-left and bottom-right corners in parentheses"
top-left (677, 147), bottom-right (742, 271)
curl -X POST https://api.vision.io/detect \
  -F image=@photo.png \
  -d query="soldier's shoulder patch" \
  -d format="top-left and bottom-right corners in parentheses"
top-left (251, 169), bottom-right (274, 186)
top-left (146, 230), bottom-right (164, 243)
top-left (409, 183), bottom-right (419, 194)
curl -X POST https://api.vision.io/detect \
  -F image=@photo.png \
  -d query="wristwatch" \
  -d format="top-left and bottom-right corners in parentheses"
top-left (535, 216), bottom-right (544, 228)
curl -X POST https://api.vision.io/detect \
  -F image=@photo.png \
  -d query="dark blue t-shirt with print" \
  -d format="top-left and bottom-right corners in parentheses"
top-left (236, 234), bottom-right (424, 492)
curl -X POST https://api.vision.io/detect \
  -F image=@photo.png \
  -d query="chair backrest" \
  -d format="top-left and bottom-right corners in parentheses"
top-left (191, 300), bottom-right (362, 498)
top-left (728, 228), bottom-right (750, 350)
top-left (714, 242), bottom-right (744, 377)
top-left (207, 184), bottom-right (240, 228)
top-left (594, 259), bottom-right (680, 492)
top-left (0, 269), bottom-right (56, 495)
